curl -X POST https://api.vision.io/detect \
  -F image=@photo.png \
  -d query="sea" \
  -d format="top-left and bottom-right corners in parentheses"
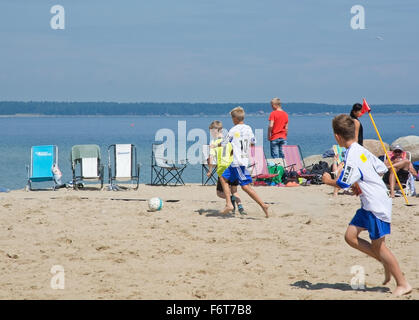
top-left (0, 114), bottom-right (418, 190)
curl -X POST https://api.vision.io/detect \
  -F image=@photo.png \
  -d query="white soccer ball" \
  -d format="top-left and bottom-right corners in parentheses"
top-left (148, 197), bottom-right (163, 212)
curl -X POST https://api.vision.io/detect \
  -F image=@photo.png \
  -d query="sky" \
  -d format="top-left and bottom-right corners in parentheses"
top-left (0, 0), bottom-right (418, 104)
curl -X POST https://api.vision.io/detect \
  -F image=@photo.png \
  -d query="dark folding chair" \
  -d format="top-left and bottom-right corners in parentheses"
top-left (151, 143), bottom-right (187, 186)
top-left (201, 144), bottom-right (217, 185)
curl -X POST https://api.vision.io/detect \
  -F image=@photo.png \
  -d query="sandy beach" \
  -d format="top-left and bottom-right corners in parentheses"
top-left (0, 183), bottom-right (418, 300)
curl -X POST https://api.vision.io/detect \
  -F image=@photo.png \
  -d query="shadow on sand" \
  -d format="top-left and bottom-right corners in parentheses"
top-left (195, 209), bottom-right (259, 220)
top-left (291, 280), bottom-right (390, 293)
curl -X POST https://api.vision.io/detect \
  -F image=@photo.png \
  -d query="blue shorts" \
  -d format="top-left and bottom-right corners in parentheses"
top-left (349, 208), bottom-right (391, 240)
top-left (221, 166), bottom-right (252, 186)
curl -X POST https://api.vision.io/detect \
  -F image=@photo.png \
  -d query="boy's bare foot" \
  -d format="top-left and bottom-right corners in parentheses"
top-left (262, 204), bottom-right (269, 218)
top-left (392, 283), bottom-right (412, 296)
top-left (221, 205), bottom-right (234, 215)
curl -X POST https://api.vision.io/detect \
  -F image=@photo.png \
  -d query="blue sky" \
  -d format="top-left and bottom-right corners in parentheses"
top-left (0, 0), bottom-right (418, 104)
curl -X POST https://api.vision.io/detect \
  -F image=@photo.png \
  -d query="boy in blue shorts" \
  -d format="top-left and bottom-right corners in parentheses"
top-left (322, 114), bottom-right (411, 296)
top-left (207, 120), bottom-right (246, 215)
top-left (217, 107), bottom-right (269, 218)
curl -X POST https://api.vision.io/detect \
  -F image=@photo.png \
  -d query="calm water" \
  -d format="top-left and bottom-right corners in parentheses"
top-left (0, 114), bottom-right (418, 190)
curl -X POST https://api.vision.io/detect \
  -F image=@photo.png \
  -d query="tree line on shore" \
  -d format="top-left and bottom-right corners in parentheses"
top-left (0, 101), bottom-right (418, 116)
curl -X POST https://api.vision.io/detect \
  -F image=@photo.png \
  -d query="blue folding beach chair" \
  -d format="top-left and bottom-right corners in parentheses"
top-left (26, 145), bottom-right (58, 191)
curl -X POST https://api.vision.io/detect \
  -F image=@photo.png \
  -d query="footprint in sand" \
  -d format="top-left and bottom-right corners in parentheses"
top-left (95, 246), bottom-right (110, 251)
top-left (192, 289), bottom-right (207, 299)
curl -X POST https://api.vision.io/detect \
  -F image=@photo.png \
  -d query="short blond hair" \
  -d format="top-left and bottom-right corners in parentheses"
top-left (209, 120), bottom-right (223, 131)
top-left (230, 106), bottom-right (245, 121)
top-left (271, 97), bottom-right (281, 107)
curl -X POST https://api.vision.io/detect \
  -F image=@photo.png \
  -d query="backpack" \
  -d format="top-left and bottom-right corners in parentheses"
top-left (309, 161), bottom-right (331, 175)
top-left (307, 161), bottom-right (331, 185)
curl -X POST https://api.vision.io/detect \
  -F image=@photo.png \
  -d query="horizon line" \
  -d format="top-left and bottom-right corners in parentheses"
top-left (2, 100), bottom-right (419, 106)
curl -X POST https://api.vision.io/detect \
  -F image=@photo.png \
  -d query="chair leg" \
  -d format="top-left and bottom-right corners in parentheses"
top-left (202, 165), bottom-right (209, 185)
top-left (152, 166), bottom-right (165, 185)
top-left (174, 169), bottom-right (186, 186)
top-left (165, 169), bottom-right (183, 186)
top-left (152, 167), bottom-right (160, 185)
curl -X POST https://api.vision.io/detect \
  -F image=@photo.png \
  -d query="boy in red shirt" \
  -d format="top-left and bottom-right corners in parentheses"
top-left (268, 98), bottom-right (288, 158)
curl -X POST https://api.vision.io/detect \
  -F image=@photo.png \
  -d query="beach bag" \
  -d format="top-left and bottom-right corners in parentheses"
top-left (307, 161), bottom-right (330, 185)
top-left (267, 165), bottom-right (284, 185)
top-left (309, 161), bottom-right (331, 175)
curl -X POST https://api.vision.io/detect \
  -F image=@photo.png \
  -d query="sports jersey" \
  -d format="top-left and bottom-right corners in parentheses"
top-left (336, 142), bottom-right (392, 223)
top-left (223, 124), bottom-right (255, 167)
top-left (210, 137), bottom-right (233, 177)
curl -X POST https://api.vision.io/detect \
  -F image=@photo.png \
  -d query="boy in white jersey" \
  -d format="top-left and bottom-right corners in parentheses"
top-left (218, 107), bottom-right (269, 218)
top-left (207, 120), bottom-right (246, 214)
top-left (322, 114), bottom-right (411, 296)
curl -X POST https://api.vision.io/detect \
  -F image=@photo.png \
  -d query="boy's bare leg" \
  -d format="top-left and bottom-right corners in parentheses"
top-left (241, 184), bottom-right (269, 217)
top-left (371, 238), bottom-right (412, 296)
top-left (217, 190), bottom-right (226, 199)
top-left (230, 186), bottom-right (241, 203)
top-left (219, 177), bottom-right (234, 214)
top-left (233, 194), bottom-right (242, 206)
top-left (345, 226), bottom-right (391, 284)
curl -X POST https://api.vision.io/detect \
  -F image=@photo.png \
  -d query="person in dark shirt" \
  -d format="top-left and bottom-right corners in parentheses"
top-left (350, 103), bottom-right (364, 146)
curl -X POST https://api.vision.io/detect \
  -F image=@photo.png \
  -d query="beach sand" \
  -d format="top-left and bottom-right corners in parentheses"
top-left (0, 183), bottom-right (418, 300)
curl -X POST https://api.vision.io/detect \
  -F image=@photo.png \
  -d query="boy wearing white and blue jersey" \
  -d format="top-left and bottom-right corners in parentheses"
top-left (322, 114), bottom-right (411, 296)
top-left (217, 107), bottom-right (269, 217)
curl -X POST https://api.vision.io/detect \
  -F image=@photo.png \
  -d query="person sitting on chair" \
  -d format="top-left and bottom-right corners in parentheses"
top-left (383, 145), bottom-right (418, 198)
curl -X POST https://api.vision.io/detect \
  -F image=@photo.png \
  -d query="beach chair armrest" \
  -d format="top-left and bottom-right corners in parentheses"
top-left (154, 156), bottom-right (170, 165)
top-left (179, 159), bottom-right (188, 166)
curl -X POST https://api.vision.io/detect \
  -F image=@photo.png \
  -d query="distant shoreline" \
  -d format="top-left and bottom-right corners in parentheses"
top-left (1, 112), bottom-right (419, 118)
top-left (1, 101), bottom-right (418, 117)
